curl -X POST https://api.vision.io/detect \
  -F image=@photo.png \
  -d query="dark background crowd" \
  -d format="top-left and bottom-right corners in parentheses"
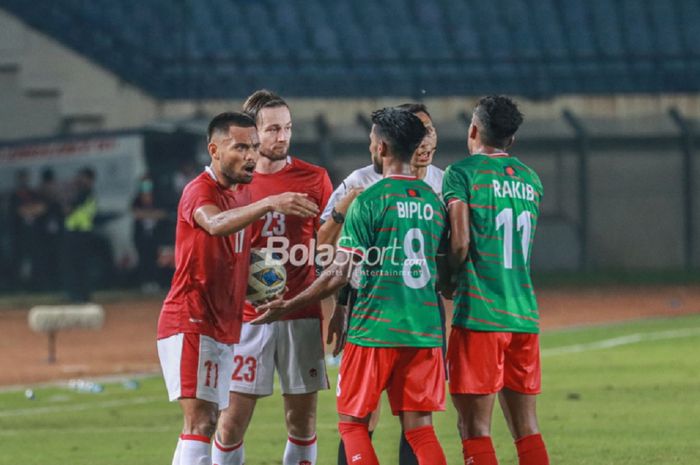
top-left (0, 161), bottom-right (199, 301)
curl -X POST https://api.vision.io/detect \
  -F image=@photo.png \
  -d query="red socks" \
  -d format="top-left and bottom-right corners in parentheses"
top-left (462, 434), bottom-right (549, 465)
top-left (515, 433), bottom-right (549, 465)
top-left (462, 436), bottom-right (498, 465)
top-left (404, 425), bottom-right (446, 465)
top-left (338, 422), bottom-right (379, 465)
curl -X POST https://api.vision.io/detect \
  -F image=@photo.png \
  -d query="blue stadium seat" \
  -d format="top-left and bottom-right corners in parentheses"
top-left (2, 0), bottom-right (698, 97)
top-left (303, 0), bottom-right (344, 61)
top-left (645, 0), bottom-right (686, 88)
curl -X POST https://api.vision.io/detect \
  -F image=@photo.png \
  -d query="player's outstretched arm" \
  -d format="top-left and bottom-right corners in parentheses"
top-left (194, 192), bottom-right (319, 237)
top-left (326, 302), bottom-right (349, 356)
top-left (317, 187), bottom-right (363, 246)
top-left (447, 200), bottom-right (471, 271)
top-left (251, 250), bottom-right (356, 324)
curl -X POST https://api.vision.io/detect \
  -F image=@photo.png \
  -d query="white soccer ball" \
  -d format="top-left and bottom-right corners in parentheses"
top-left (247, 248), bottom-right (287, 304)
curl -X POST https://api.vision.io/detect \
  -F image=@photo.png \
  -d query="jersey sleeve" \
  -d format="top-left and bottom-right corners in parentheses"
top-left (337, 198), bottom-right (373, 259)
top-left (532, 170), bottom-right (544, 199)
top-left (320, 183), bottom-right (345, 223)
top-left (180, 182), bottom-right (218, 228)
top-left (315, 170), bottom-right (334, 228)
top-left (442, 164), bottom-right (471, 207)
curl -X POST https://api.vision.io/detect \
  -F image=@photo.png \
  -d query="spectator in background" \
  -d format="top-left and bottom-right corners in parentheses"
top-left (62, 167), bottom-right (97, 303)
top-left (131, 175), bottom-right (168, 293)
top-left (8, 169), bottom-right (41, 289)
top-left (33, 168), bottom-right (64, 291)
top-left (172, 160), bottom-right (198, 194)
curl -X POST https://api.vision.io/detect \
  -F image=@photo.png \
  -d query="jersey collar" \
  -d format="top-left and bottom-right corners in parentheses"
top-left (385, 174), bottom-right (418, 180)
top-left (205, 165), bottom-right (218, 182)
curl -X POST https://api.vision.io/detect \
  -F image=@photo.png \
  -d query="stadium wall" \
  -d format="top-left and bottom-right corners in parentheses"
top-left (163, 94), bottom-right (700, 129)
top-left (0, 8), bottom-right (159, 140)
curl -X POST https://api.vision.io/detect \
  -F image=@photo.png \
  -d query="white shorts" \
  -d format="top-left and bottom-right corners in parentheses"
top-left (230, 319), bottom-right (329, 396)
top-left (157, 333), bottom-right (235, 409)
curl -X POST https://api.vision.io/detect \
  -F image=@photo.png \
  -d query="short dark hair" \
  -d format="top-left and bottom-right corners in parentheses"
top-left (371, 107), bottom-right (426, 162)
top-left (242, 89), bottom-right (289, 123)
top-left (207, 111), bottom-right (256, 142)
top-left (395, 102), bottom-right (431, 120)
top-left (473, 95), bottom-right (524, 148)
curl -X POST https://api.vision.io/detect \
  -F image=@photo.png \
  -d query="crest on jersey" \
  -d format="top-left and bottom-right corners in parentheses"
top-left (406, 188), bottom-right (421, 198)
top-left (504, 165), bottom-right (516, 176)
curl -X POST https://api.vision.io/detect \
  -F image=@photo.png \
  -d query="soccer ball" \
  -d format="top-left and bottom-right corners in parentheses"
top-left (247, 248), bottom-right (287, 304)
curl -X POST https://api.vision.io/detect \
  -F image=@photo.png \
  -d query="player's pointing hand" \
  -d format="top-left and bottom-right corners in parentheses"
top-left (250, 298), bottom-right (291, 325)
top-left (268, 192), bottom-right (320, 217)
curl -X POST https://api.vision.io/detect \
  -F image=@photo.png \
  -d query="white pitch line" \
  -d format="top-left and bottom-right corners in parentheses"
top-left (541, 327), bottom-right (700, 357)
top-left (0, 425), bottom-right (172, 436)
top-left (0, 395), bottom-right (162, 418)
top-left (2, 328), bottom-right (699, 418)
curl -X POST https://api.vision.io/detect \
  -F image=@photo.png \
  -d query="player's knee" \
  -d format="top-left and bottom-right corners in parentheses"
top-left (510, 416), bottom-right (540, 439)
top-left (285, 406), bottom-right (316, 437)
top-left (184, 409), bottom-right (218, 438)
top-left (458, 413), bottom-right (491, 439)
top-left (215, 412), bottom-right (236, 443)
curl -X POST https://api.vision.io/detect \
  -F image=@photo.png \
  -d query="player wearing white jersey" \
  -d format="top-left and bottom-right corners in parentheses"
top-left (318, 103), bottom-right (443, 246)
top-left (320, 164), bottom-right (443, 223)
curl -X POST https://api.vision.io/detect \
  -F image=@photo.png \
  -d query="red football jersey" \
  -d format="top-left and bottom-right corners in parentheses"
top-left (242, 156), bottom-right (332, 321)
top-left (158, 171), bottom-right (252, 344)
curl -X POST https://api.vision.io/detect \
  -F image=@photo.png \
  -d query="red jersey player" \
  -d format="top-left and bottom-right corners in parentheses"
top-left (156, 112), bottom-right (319, 465)
top-left (213, 91), bottom-right (333, 465)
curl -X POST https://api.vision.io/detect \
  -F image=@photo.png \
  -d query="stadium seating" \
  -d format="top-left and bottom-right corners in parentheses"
top-left (2, 0), bottom-right (699, 98)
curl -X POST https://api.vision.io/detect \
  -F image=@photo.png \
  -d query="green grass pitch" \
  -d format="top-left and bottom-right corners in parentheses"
top-left (1, 314), bottom-right (698, 464)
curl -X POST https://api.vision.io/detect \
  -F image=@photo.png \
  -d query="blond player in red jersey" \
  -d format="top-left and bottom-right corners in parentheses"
top-left (157, 112), bottom-right (319, 465)
top-left (213, 91), bottom-right (333, 465)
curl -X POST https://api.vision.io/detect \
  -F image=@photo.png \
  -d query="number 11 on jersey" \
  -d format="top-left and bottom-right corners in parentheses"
top-left (495, 208), bottom-right (532, 269)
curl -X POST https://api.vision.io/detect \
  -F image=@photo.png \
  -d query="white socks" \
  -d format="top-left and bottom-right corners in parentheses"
top-left (172, 438), bottom-right (182, 465)
top-left (212, 435), bottom-right (244, 465)
top-left (283, 434), bottom-right (317, 465)
top-left (178, 434), bottom-right (212, 465)
top-left (204, 432), bottom-right (316, 465)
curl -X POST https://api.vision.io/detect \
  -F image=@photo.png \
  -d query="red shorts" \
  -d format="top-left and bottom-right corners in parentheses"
top-left (447, 327), bottom-right (541, 395)
top-left (336, 343), bottom-right (445, 418)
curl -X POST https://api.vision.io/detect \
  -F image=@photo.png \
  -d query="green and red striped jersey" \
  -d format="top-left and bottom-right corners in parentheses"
top-left (443, 153), bottom-right (543, 333)
top-left (338, 174), bottom-right (447, 347)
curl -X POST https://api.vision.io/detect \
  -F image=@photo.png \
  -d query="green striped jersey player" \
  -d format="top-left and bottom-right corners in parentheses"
top-left (443, 149), bottom-right (543, 333)
top-left (337, 174), bottom-right (447, 347)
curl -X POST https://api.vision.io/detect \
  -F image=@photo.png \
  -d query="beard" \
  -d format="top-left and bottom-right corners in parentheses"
top-left (372, 154), bottom-right (382, 174)
top-left (260, 144), bottom-right (288, 161)
top-left (222, 170), bottom-right (253, 185)
top-left (221, 163), bottom-right (255, 185)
